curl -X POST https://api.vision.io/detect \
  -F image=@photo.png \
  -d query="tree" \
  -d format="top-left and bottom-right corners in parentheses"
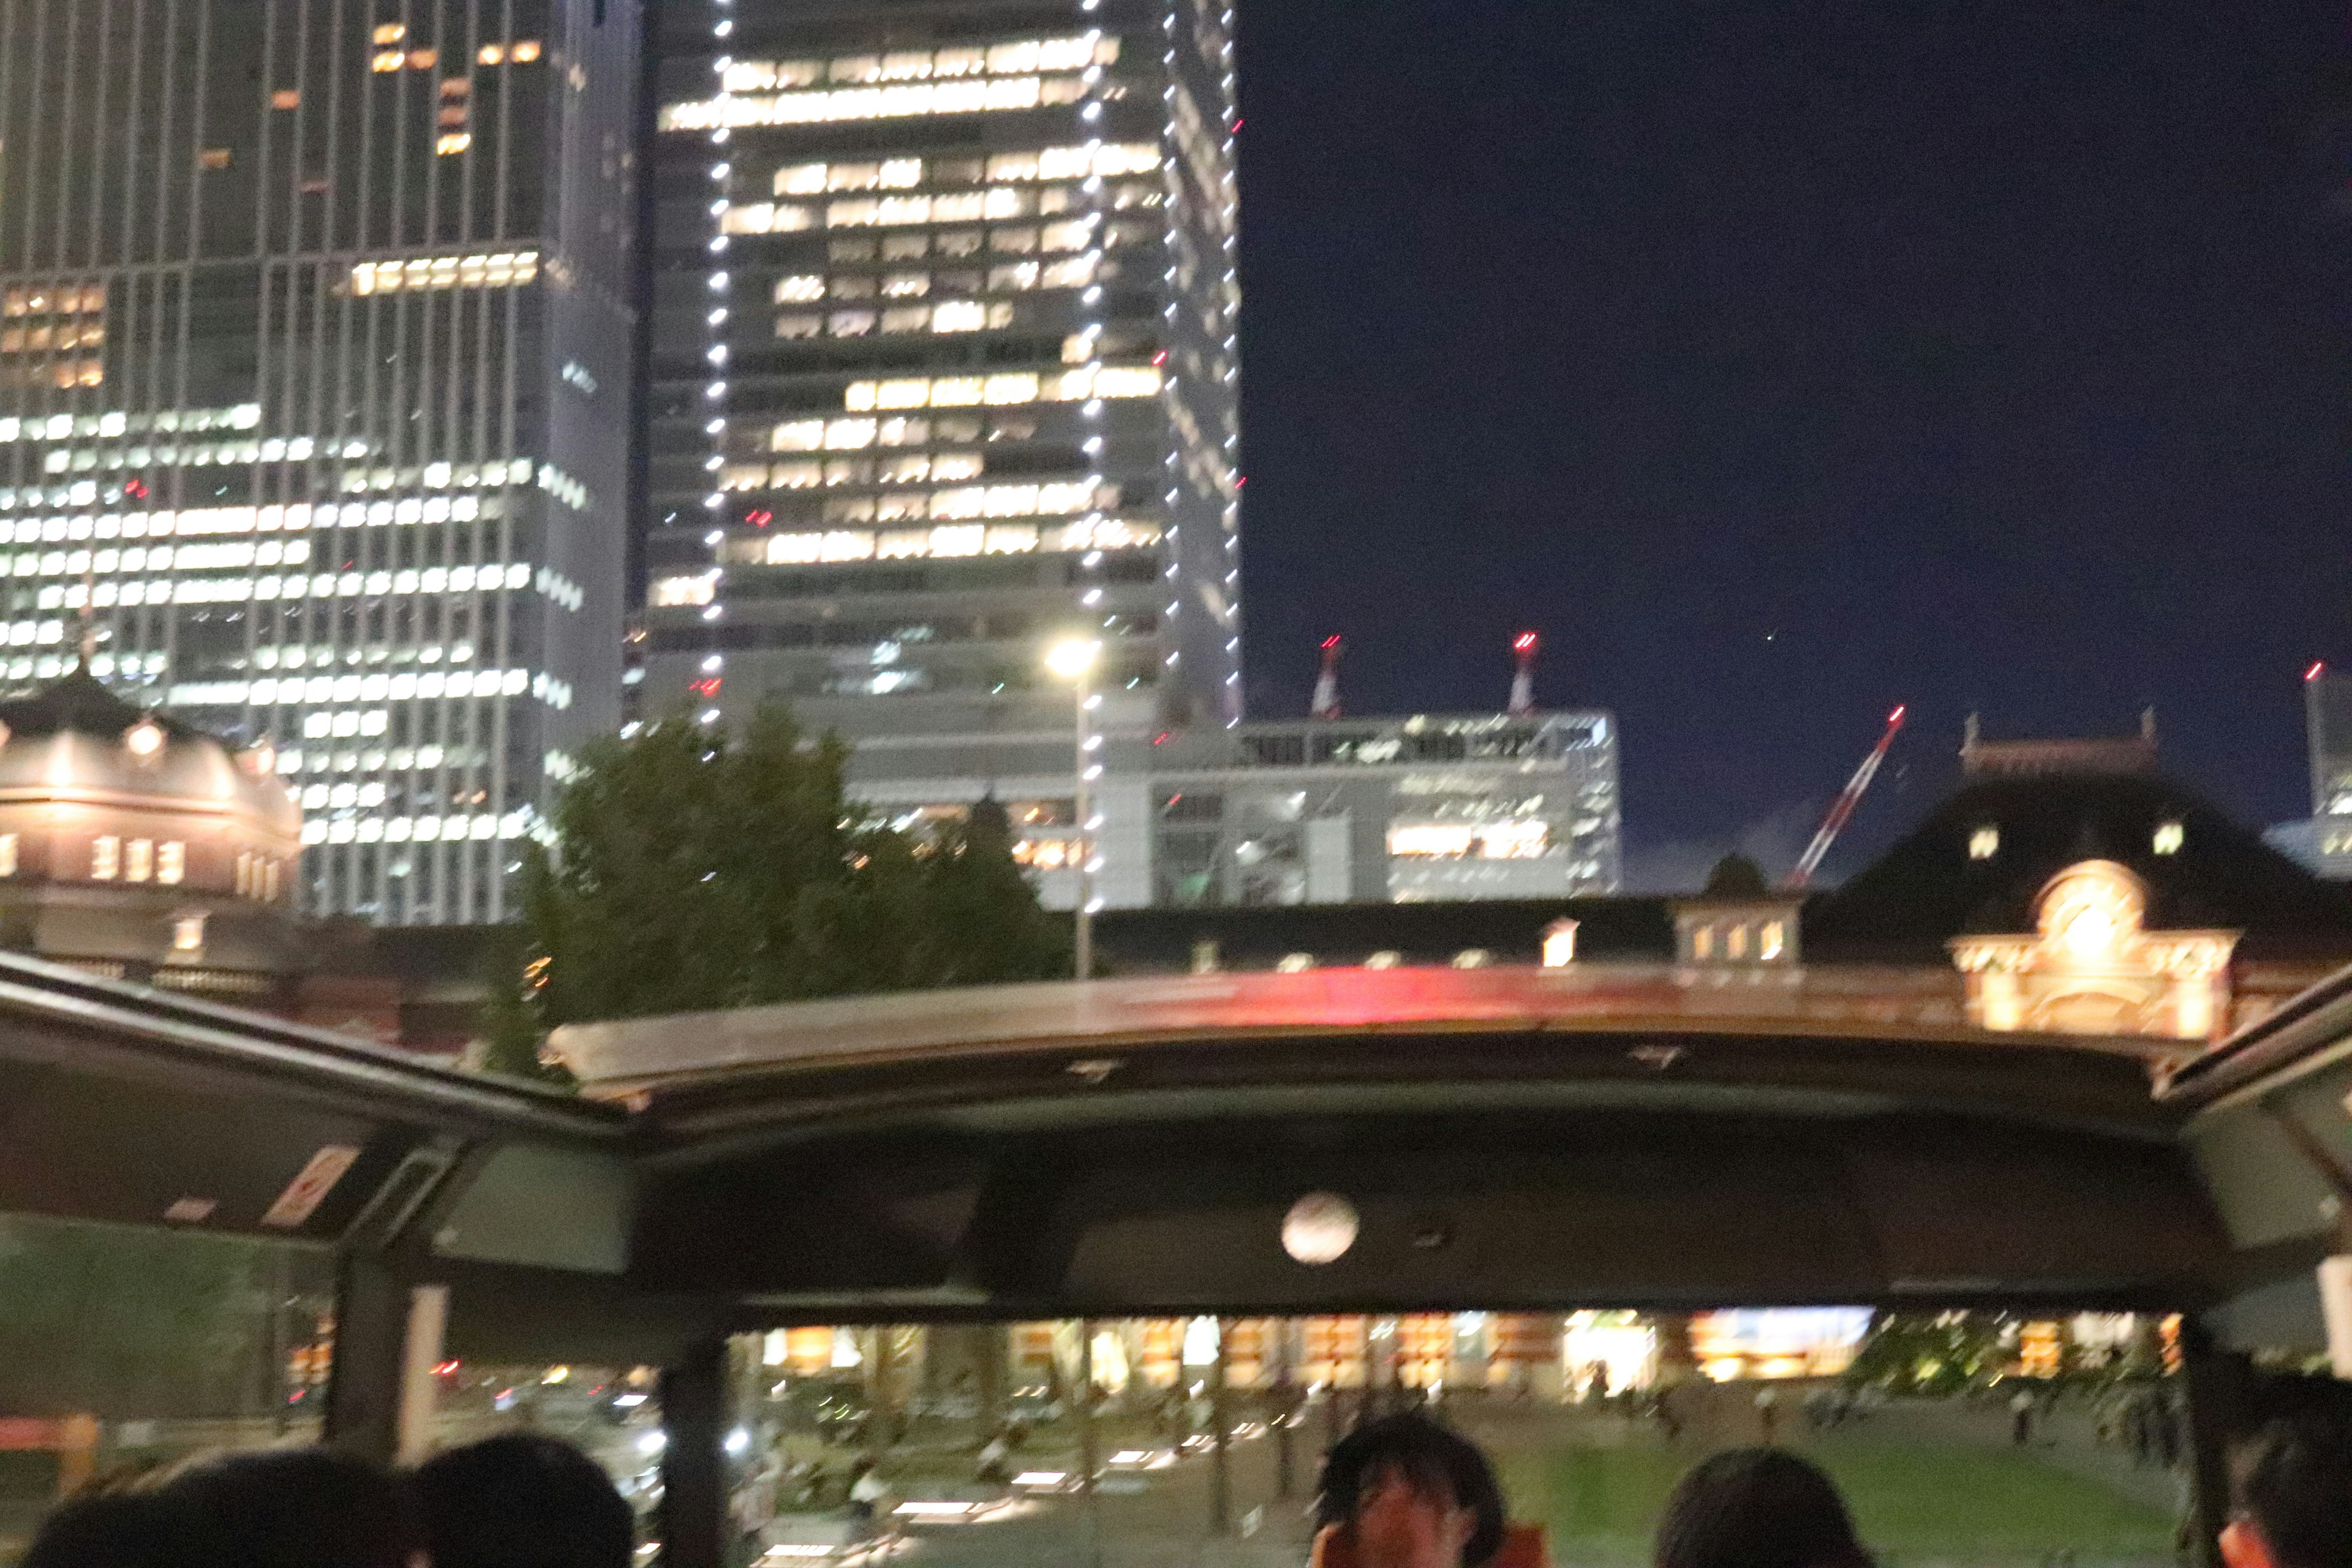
top-left (483, 705), bottom-right (1066, 1072)
top-left (1843, 1310), bottom-right (2012, 1396)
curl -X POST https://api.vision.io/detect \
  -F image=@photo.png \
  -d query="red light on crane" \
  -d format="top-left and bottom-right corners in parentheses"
top-left (1320, 635), bottom-right (1341, 650)
top-left (2309, 662), bottom-right (2327, 683)
top-left (1513, 631), bottom-right (1539, 654)
top-left (1888, 705), bottom-right (1907, 726)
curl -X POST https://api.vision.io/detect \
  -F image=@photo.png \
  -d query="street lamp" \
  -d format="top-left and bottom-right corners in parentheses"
top-left (1045, 637), bottom-right (1102, 979)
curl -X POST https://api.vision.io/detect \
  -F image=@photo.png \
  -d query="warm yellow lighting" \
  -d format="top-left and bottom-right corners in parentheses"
top-left (478, 43), bottom-right (506, 65)
top-left (509, 39), bottom-right (541, 62)
top-left (1044, 638), bottom-right (1099, 680)
top-left (1541, 919), bottom-right (1578, 968)
top-left (371, 50), bottom-right (404, 72)
top-left (2040, 864), bottom-right (2141, 963)
top-left (1969, 825), bottom-right (1999, 859)
top-left (1389, 823), bottom-right (1474, 859)
top-left (435, 132), bottom-right (472, 156)
top-left (2153, 820), bottom-right (2184, 856)
top-left (372, 22), bottom-right (406, 43)
top-left (350, 251), bottom-right (538, 295)
top-left (124, 718), bottom-right (164, 757)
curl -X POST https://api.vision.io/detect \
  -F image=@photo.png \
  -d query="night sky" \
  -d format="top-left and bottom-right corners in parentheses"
top-left (1233, 0), bottom-right (2352, 889)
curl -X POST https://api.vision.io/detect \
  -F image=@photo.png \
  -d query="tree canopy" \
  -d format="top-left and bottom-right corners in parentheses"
top-left (483, 706), bottom-right (1067, 1080)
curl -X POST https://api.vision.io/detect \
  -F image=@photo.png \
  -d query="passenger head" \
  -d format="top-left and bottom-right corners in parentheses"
top-left (413, 1433), bottom-right (635, 1568)
top-left (1656, 1449), bottom-right (1872, 1568)
top-left (146, 1447), bottom-right (420, 1568)
top-left (2223, 1416), bottom-right (2352, 1568)
top-left (21, 1491), bottom-right (183, 1568)
top-left (1317, 1412), bottom-right (1506, 1568)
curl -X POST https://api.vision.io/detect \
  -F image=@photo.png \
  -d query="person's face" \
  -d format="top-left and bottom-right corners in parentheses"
top-left (1352, 1463), bottom-right (1476, 1568)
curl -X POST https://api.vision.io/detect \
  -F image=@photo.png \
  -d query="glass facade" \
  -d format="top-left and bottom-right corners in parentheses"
top-left (639, 0), bottom-right (1242, 742)
top-left (0, 0), bottom-right (639, 922)
top-left (2308, 668), bottom-right (2352, 820)
top-left (1153, 713), bottom-right (1623, 905)
top-left (832, 708), bottom-right (1621, 910)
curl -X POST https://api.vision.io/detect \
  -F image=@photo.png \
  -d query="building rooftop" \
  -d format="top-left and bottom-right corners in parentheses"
top-left (1804, 771), bottom-right (2352, 962)
top-left (0, 667), bottom-right (296, 840)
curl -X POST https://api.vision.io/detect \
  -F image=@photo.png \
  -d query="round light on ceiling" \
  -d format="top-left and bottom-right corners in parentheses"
top-left (1281, 1191), bottom-right (1359, 1267)
top-left (124, 718), bottom-right (164, 758)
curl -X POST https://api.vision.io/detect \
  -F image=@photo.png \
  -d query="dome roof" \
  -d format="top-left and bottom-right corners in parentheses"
top-left (0, 669), bottom-right (297, 837)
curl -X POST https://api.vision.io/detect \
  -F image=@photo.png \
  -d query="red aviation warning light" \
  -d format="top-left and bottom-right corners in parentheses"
top-left (1508, 632), bottom-right (1539, 717)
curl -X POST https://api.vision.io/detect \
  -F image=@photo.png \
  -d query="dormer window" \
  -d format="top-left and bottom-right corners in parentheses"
top-left (1969, 826), bottom-right (1999, 860)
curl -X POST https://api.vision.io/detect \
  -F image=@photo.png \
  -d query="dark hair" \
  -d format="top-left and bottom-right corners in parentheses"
top-left (21, 1491), bottom-right (184, 1568)
top-left (2231, 1416), bottom-right (2352, 1568)
top-left (1657, 1449), bottom-right (1872, 1568)
top-left (415, 1434), bottom-right (635, 1568)
top-left (149, 1448), bottom-right (419, 1568)
top-left (1316, 1412), bottom-right (1507, 1567)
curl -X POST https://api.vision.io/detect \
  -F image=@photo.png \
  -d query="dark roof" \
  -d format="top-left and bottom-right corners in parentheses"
top-left (0, 668), bottom-right (164, 739)
top-left (1806, 772), bottom-right (2352, 962)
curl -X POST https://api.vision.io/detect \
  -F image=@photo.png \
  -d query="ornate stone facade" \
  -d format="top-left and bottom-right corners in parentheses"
top-left (1951, 860), bottom-right (2237, 1039)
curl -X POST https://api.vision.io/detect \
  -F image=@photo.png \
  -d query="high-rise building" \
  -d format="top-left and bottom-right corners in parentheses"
top-left (638, 0), bottom-right (1243, 748)
top-left (0, 0), bottom-right (639, 923)
top-left (837, 706), bottom-right (1623, 909)
top-left (2268, 665), bottom-right (2352, 878)
top-left (2307, 665), bottom-right (2352, 821)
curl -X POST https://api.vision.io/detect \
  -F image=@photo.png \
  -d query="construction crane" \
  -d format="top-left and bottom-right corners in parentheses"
top-left (1784, 706), bottom-right (1907, 889)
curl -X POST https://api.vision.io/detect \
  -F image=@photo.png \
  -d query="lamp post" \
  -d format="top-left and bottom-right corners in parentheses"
top-left (1045, 637), bottom-right (1102, 979)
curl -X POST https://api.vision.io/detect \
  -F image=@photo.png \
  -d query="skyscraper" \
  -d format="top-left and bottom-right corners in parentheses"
top-left (0, 0), bottom-right (639, 923)
top-left (638, 0), bottom-right (1243, 749)
top-left (2308, 665), bottom-right (2352, 821)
